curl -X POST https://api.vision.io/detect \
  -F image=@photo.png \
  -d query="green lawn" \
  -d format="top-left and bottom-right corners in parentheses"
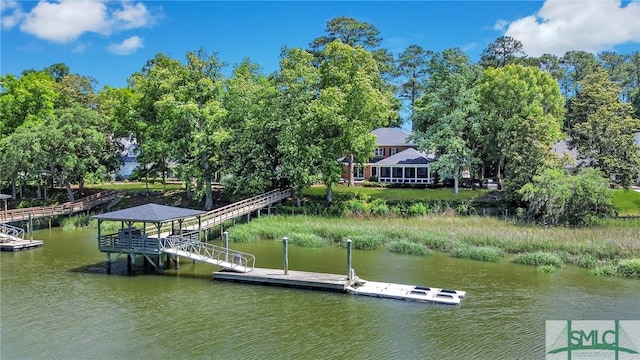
top-left (613, 189), bottom-right (640, 216)
top-left (88, 181), bottom-right (185, 192)
top-left (302, 185), bottom-right (488, 201)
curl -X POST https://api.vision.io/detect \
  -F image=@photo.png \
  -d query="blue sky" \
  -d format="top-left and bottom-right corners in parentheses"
top-left (2, 0), bottom-right (640, 89)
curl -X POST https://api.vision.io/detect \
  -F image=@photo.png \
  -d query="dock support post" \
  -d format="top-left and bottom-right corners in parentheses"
top-left (106, 252), bottom-right (111, 274)
top-left (347, 239), bottom-right (353, 281)
top-left (28, 214), bottom-right (33, 235)
top-left (283, 236), bottom-right (289, 275)
top-left (223, 231), bottom-right (229, 262)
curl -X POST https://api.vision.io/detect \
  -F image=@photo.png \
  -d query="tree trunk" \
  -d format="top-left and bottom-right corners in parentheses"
top-left (203, 156), bottom-right (213, 211)
top-left (63, 179), bottom-right (75, 202)
top-left (348, 155), bottom-right (355, 187)
top-left (296, 195), bottom-right (302, 208)
top-left (454, 176), bottom-right (459, 194)
top-left (326, 183), bottom-right (333, 203)
top-left (185, 181), bottom-right (192, 201)
top-left (496, 158), bottom-right (504, 190)
top-left (11, 180), bottom-right (16, 199)
top-left (37, 183), bottom-right (42, 199)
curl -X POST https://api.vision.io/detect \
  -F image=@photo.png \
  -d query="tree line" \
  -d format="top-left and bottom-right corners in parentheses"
top-left (1, 17), bottom-right (639, 223)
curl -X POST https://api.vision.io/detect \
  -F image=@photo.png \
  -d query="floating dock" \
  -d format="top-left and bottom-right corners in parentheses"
top-left (213, 268), bottom-right (466, 305)
top-left (213, 267), bottom-right (353, 292)
top-left (0, 237), bottom-right (43, 251)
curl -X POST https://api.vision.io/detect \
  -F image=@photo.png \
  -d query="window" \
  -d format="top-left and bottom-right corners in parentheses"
top-left (375, 148), bottom-right (384, 157)
top-left (404, 167), bottom-right (415, 178)
top-left (392, 167), bottom-right (403, 178)
top-left (417, 167), bottom-right (428, 178)
top-left (354, 166), bottom-right (364, 179)
top-left (380, 167), bottom-right (391, 177)
top-left (372, 167), bottom-right (378, 177)
top-left (390, 147), bottom-right (398, 156)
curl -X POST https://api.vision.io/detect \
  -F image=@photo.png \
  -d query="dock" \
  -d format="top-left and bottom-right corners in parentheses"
top-left (0, 237), bottom-right (43, 251)
top-left (213, 267), bottom-right (355, 292)
top-left (212, 267), bottom-right (466, 305)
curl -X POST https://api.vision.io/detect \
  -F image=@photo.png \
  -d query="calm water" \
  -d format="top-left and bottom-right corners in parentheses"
top-left (1, 227), bottom-right (639, 360)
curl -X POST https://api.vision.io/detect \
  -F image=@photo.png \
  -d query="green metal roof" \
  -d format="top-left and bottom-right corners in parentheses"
top-left (92, 203), bottom-right (205, 223)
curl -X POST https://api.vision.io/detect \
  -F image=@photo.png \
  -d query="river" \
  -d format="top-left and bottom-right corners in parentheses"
top-left (1, 227), bottom-right (639, 359)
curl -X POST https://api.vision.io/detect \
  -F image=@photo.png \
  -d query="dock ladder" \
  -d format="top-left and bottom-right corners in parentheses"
top-left (162, 232), bottom-right (255, 273)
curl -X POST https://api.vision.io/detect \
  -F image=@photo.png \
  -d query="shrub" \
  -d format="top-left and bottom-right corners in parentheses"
top-left (61, 214), bottom-right (94, 231)
top-left (228, 227), bottom-right (259, 243)
top-left (407, 202), bottom-right (428, 216)
top-left (389, 240), bottom-right (432, 256)
top-left (512, 251), bottom-right (563, 267)
top-left (449, 245), bottom-right (505, 262)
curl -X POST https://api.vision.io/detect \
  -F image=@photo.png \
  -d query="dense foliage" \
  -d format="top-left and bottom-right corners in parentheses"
top-left (1, 19), bottom-right (639, 215)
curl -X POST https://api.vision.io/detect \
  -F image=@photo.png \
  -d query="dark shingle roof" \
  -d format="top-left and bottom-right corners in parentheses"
top-left (373, 148), bottom-right (434, 165)
top-left (92, 203), bottom-right (205, 223)
top-left (372, 128), bottom-right (415, 146)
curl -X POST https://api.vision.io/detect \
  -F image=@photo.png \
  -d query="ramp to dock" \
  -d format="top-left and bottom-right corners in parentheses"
top-left (162, 234), bottom-right (255, 273)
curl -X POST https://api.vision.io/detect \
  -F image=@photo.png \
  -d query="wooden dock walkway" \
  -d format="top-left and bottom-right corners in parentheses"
top-left (0, 191), bottom-right (118, 224)
top-left (213, 267), bottom-right (356, 292)
top-left (0, 237), bottom-right (43, 251)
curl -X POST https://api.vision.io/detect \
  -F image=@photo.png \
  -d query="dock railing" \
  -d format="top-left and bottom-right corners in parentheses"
top-left (98, 232), bottom-right (162, 254)
top-left (147, 188), bottom-right (291, 238)
top-left (0, 223), bottom-right (25, 239)
top-left (0, 191), bottom-right (118, 223)
top-left (163, 232), bottom-right (256, 272)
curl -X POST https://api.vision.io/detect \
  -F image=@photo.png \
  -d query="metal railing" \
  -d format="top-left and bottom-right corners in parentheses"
top-left (147, 188), bottom-right (291, 238)
top-left (0, 191), bottom-right (118, 223)
top-left (0, 223), bottom-right (25, 239)
top-left (163, 232), bottom-right (255, 272)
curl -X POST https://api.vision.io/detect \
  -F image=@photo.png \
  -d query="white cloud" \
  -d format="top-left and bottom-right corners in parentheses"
top-left (1, 0), bottom-right (25, 29)
top-left (16, 0), bottom-right (156, 44)
top-left (107, 35), bottom-right (143, 55)
top-left (493, 19), bottom-right (508, 32)
top-left (504, 0), bottom-right (640, 57)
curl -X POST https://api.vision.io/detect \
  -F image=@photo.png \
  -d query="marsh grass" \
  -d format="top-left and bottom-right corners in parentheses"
top-left (288, 232), bottom-right (331, 248)
top-left (512, 252), bottom-right (564, 267)
top-left (537, 265), bottom-right (558, 273)
top-left (449, 245), bottom-right (505, 262)
top-left (220, 215), bottom-right (639, 276)
top-left (389, 240), bottom-right (432, 256)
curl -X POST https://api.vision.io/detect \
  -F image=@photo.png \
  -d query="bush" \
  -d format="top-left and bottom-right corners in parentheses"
top-left (512, 251), bottom-right (563, 267)
top-left (449, 245), bottom-right (505, 262)
top-left (389, 240), bottom-right (432, 256)
top-left (407, 202), bottom-right (428, 216)
top-left (61, 214), bottom-right (94, 231)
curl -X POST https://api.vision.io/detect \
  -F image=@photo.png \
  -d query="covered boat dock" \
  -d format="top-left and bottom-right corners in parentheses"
top-left (92, 204), bottom-right (206, 274)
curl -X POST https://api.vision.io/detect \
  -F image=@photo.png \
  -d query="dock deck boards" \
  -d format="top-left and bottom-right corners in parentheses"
top-left (0, 238), bottom-right (43, 251)
top-left (213, 267), bottom-right (354, 292)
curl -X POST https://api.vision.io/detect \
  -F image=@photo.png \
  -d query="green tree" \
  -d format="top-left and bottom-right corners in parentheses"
top-left (221, 59), bottom-right (279, 202)
top-left (519, 168), bottom-right (613, 225)
top-left (274, 48), bottom-right (323, 206)
top-left (412, 48), bottom-right (482, 193)
top-left (479, 36), bottom-right (526, 68)
top-left (318, 40), bottom-right (397, 191)
top-left (397, 44), bottom-right (431, 123)
top-left (478, 64), bottom-right (565, 196)
top-left (568, 68), bottom-right (640, 188)
top-left (0, 71), bottom-right (58, 136)
top-left (309, 16), bottom-right (382, 52)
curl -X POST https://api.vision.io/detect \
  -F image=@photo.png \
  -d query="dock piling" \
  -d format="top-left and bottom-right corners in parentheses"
top-left (283, 236), bottom-right (289, 275)
top-left (347, 239), bottom-right (353, 281)
top-left (223, 231), bottom-right (229, 261)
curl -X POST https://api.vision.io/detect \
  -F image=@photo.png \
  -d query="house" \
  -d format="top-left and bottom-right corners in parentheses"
top-left (114, 138), bottom-right (140, 179)
top-left (342, 128), bottom-right (435, 184)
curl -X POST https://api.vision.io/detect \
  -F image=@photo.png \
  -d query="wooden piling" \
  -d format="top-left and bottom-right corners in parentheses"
top-left (347, 239), bottom-right (353, 281)
top-left (283, 236), bottom-right (289, 275)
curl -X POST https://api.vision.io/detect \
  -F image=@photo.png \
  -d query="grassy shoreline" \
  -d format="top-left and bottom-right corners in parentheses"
top-left (226, 214), bottom-right (640, 278)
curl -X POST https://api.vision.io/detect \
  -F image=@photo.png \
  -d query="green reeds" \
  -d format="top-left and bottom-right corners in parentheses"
top-left (449, 244), bottom-right (505, 262)
top-left (388, 240), bottom-right (432, 256)
top-left (511, 251), bottom-right (564, 268)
